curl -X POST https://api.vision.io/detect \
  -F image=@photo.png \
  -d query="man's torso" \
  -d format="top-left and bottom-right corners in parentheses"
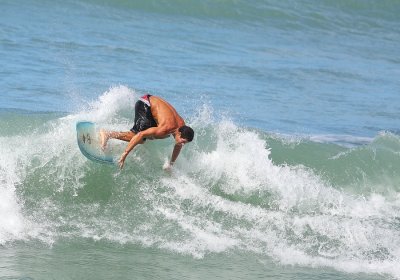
top-left (149, 96), bottom-right (185, 135)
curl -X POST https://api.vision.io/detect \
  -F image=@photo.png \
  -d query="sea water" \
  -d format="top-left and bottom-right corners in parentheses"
top-left (1, 0), bottom-right (399, 279)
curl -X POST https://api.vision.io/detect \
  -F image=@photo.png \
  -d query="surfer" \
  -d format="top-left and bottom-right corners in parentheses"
top-left (100, 94), bottom-right (194, 170)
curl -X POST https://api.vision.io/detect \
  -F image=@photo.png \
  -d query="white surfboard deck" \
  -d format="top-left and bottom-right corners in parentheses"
top-left (76, 121), bottom-right (116, 165)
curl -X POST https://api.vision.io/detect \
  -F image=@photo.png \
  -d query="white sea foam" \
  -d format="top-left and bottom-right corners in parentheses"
top-left (1, 87), bottom-right (399, 279)
top-left (0, 86), bottom-right (135, 243)
top-left (149, 109), bottom-right (400, 278)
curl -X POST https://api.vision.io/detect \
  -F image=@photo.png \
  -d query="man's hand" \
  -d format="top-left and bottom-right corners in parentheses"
top-left (163, 161), bottom-right (174, 172)
top-left (118, 152), bottom-right (128, 169)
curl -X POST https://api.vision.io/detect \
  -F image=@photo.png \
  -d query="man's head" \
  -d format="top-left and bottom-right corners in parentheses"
top-left (176, 125), bottom-right (194, 144)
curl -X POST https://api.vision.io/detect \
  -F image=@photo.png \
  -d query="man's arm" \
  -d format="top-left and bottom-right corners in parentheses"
top-left (118, 127), bottom-right (165, 169)
top-left (170, 143), bottom-right (183, 166)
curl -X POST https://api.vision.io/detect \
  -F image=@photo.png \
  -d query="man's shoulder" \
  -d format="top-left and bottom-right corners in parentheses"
top-left (149, 95), bottom-right (162, 103)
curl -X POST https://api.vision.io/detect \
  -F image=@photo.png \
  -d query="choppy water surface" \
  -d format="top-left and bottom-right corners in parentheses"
top-left (1, 0), bottom-right (399, 279)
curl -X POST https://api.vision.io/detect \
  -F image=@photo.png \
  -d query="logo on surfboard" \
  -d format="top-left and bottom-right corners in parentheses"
top-left (82, 133), bottom-right (92, 145)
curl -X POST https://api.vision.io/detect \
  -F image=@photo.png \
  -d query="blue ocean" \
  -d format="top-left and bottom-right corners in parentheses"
top-left (1, 0), bottom-right (399, 279)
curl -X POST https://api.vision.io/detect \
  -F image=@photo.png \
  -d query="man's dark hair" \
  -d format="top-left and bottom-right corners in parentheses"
top-left (179, 125), bottom-right (194, 142)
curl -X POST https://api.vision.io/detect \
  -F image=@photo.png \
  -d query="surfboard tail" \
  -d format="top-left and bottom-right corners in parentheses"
top-left (76, 122), bottom-right (116, 165)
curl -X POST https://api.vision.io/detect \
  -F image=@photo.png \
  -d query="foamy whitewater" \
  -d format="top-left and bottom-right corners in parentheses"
top-left (1, 0), bottom-right (400, 279)
top-left (1, 87), bottom-right (399, 279)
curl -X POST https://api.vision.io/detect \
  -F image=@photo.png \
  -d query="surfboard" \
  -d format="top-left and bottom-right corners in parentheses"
top-left (76, 121), bottom-right (115, 164)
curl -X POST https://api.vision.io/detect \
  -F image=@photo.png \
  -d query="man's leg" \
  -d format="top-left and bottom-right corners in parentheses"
top-left (100, 129), bottom-right (135, 150)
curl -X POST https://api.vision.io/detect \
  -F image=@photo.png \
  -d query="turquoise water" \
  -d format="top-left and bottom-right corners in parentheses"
top-left (1, 0), bottom-right (399, 279)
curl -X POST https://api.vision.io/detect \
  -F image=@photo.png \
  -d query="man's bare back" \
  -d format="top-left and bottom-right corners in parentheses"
top-left (146, 96), bottom-right (186, 138)
top-left (100, 94), bottom-right (194, 169)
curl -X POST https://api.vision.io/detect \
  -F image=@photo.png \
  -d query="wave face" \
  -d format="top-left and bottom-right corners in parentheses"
top-left (1, 86), bottom-right (399, 278)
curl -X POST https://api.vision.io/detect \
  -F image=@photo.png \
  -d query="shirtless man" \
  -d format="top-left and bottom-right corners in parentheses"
top-left (100, 94), bottom-right (194, 169)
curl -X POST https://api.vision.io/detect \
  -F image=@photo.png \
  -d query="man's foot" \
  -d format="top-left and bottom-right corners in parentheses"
top-left (99, 129), bottom-right (109, 151)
